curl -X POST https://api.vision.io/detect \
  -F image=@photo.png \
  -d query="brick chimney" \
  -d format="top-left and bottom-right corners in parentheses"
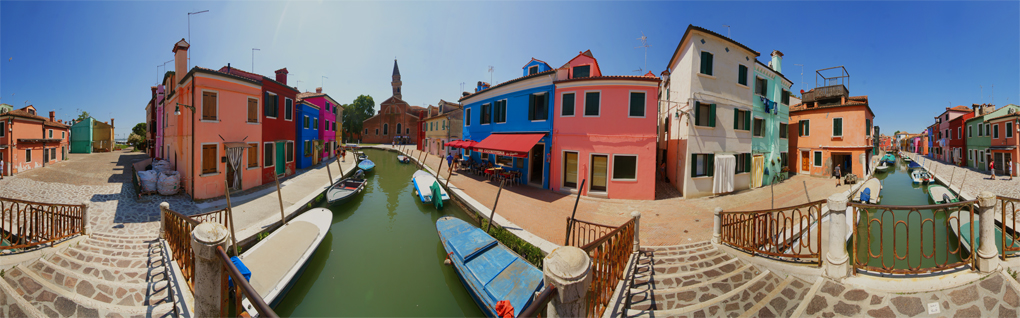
top-left (110, 118), bottom-right (114, 128)
top-left (770, 50), bottom-right (784, 73)
top-left (275, 68), bottom-right (289, 85)
top-left (172, 39), bottom-right (190, 82)
top-left (316, 87), bottom-right (322, 94)
top-left (49, 111), bottom-right (55, 122)
top-left (151, 86), bottom-right (158, 99)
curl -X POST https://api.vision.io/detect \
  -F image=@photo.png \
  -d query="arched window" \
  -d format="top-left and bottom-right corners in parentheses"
top-left (396, 123), bottom-right (402, 135)
top-left (383, 124), bottom-right (389, 135)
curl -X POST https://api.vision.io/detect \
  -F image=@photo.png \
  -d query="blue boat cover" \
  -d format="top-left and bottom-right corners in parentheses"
top-left (358, 159), bottom-right (375, 170)
top-left (908, 161), bottom-right (923, 170)
top-left (228, 256), bottom-right (252, 288)
top-left (448, 228), bottom-right (497, 262)
top-left (861, 188), bottom-right (871, 203)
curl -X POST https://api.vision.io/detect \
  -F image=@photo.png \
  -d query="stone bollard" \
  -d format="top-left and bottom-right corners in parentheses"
top-left (631, 211), bottom-right (641, 253)
top-left (976, 191), bottom-right (1000, 272)
top-left (712, 207), bottom-right (723, 244)
top-left (159, 202), bottom-right (169, 239)
top-left (191, 222), bottom-right (230, 318)
top-left (824, 193), bottom-right (850, 279)
top-left (544, 246), bottom-right (593, 318)
top-left (81, 200), bottom-right (91, 236)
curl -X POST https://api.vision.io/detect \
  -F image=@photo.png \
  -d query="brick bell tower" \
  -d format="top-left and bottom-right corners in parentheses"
top-left (392, 59), bottom-right (402, 100)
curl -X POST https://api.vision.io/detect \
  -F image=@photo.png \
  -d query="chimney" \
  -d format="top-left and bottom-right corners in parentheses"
top-left (172, 39), bottom-right (190, 83)
top-left (110, 118), bottom-right (114, 128)
top-left (770, 50), bottom-right (784, 73)
top-left (275, 68), bottom-right (289, 85)
top-left (49, 111), bottom-right (55, 122)
top-left (316, 87), bottom-right (322, 94)
top-left (151, 86), bottom-right (158, 100)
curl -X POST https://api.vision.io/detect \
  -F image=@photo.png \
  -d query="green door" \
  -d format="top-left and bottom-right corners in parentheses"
top-left (276, 141), bottom-right (286, 175)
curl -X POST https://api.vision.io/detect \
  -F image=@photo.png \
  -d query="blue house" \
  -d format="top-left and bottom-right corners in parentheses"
top-left (295, 100), bottom-right (320, 169)
top-left (460, 58), bottom-right (556, 189)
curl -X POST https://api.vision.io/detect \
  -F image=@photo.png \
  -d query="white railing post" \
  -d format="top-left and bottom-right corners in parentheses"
top-left (825, 193), bottom-right (850, 279)
top-left (976, 191), bottom-right (1000, 272)
top-left (712, 207), bottom-right (722, 244)
top-left (159, 202), bottom-right (168, 239)
top-left (543, 246), bottom-right (592, 318)
top-left (81, 200), bottom-right (91, 236)
top-left (631, 211), bottom-right (641, 253)
top-left (191, 222), bottom-right (230, 317)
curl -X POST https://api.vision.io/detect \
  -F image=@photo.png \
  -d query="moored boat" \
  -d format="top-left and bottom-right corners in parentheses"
top-left (854, 178), bottom-right (881, 204)
top-left (326, 171), bottom-right (367, 204)
top-left (357, 159), bottom-right (375, 172)
top-left (436, 216), bottom-right (545, 317)
top-left (948, 211), bottom-right (1020, 256)
top-left (928, 184), bottom-right (958, 204)
top-left (875, 162), bottom-right (889, 172)
top-left (412, 170), bottom-right (449, 207)
top-left (397, 154), bottom-right (410, 163)
top-left (910, 170), bottom-right (934, 184)
top-left (240, 208), bottom-right (332, 316)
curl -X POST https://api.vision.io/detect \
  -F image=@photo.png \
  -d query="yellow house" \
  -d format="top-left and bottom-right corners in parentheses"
top-left (93, 119), bottom-right (115, 152)
top-left (423, 100), bottom-right (462, 156)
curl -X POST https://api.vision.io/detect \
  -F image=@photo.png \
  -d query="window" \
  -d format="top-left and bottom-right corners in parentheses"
top-left (694, 102), bottom-right (715, 127)
top-left (781, 90), bottom-right (790, 105)
top-left (737, 65), bottom-right (748, 86)
top-left (202, 91), bottom-right (217, 120)
top-left (985, 123), bottom-right (991, 136)
top-left (590, 154), bottom-right (608, 192)
top-left (396, 123), bottom-right (402, 135)
top-left (529, 93), bottom-right (548, 121)
top-left (584, 92), bottom-right (600, 116)
top-left (528, 65), bottom-right (539, 75)
top-left (313, 118), bottom-right (318, 130)
top-left (779, 123), bottom-right (788, 139)
top-left (691, 154), bottom-right (714, 177)
top-left (979, 150), bottom-right (984, 163)
top-left (202, 144), bottom-right (217, 174)
top-left (51, 148), bottom-right (55, 160)
top-left (561, 93), bottom-right (575, 116)
top-left (753, 118), bottom-right (765, 137)
top-left (735, 153), bottom-right (751, 174)
top-left (333, 122), bottom-right (337, 131)
top-left (1008, 122), bottom-right (1015, 138)
top-left (364, 128), bottom-right (368, 134)
top-left (375, 128), bottom-right (379, 135)
top-left (563, 151), bottom-right (578, 188)
top-left (977, 124), bottom-right (983, 136)
top-left (957, 127), bottom-right (961, 139)
top-left (481, 103), bottom-right (492, 124)
top-left (993, 124), bottom-right (999, 139)
top-left (573, 65), bottom-right (590, 79)
top-left (248, 143), bottom-right (259, 168)
top-left (780, 152), bottom-right (788, 168)
top-left (866, 119), bottom-right (871, 136)
top-left (304, 116), bottom-right (309, 129)
top-left (813, 151), bottom-right (822, 167)
top-left (481, 153), bottom-right (489, 160)
top-left (465, 108), bottom-right (471, 126)
top-left (265, 93), bottom-right (278, 118)
top-left (832, 118), bottom-right (843, 137)
top-left (733, 109), bottom-right (751, 130)
top-left (247, 98), bottom-right (259, 123)
top-left (285, 98), bottom-right (293, 120)
top-left (286, 141), bottom-right (294, 162)
top-left (383, 123), bottom-right (389, 135)
top-left (497, 156), bottom-right (512, 166)
top-left (264, 142), bottom-right (274, 167)
top-left (495, 100), bottom-right (507, 123)
top-left (755, 77), bottom-right (767, 96)
top-left (0, 122), bottom-right (4, 137)
top-left (48, 130), bottom-right (53, 138)
top-left (629, 92), bottom-right (645, 117)
top-left (700, 51), bottom-right (713, 75)
top-left (612, 155), bottom-right (637, 180)
top-left (515, 157), bottom-right (523, 168)
top-left (62, 132), bottom-right (65, 139)
top-left (25, 149), bottom-right (31, 162)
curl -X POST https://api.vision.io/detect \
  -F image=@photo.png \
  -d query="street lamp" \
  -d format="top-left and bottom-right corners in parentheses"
top-left (188, 10), bottom-right (209, 69)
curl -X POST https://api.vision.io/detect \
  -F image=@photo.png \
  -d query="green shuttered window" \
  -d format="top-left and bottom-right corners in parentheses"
top-left (737, 65), bottom-right (748, 85)
top-left (833, 118), bottom-right (843, 137)
top-left (700, 52), bottom-right (713, 76)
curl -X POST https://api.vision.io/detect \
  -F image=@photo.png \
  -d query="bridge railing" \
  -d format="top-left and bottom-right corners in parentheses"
top-left (1000, 196), bottom-right (1020, 260)
top-left (719, 200), bottom-right (825, 266)
top-left (565, 216), bottom-right (635, 318)
top-left (1, 197), bottom-right (86, 250)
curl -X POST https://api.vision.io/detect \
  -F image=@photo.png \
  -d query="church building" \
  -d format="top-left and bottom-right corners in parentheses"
top-left (361, 60), bottom-right (425, 144)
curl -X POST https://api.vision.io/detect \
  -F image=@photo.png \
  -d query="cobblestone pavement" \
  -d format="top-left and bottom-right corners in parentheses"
top-left (396, 146), bottom-right (851, 246)
top-left (906, 152), bottom-right (1020, 199)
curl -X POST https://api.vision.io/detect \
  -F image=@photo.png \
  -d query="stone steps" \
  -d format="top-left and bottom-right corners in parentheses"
top-left (629, 264), bottom-right (763, 311)
top-left (642, 241), bottom-right (712, 253)
top-left (3, 267), bottom-right (174, 318)
top-left (21, 262), bottom-right (170, 307)
top-left (640, 244), bottom-right (715, 258)
top-left (649, 251), bottom-right (734, 275)
top-left (84, 236), bottom-right (160, 251)
top-left (0, 275), bottom-right (45, 318)
top-left (635, 257), bottom-right (742, 288)
top-left (47, 254), bottom-right (163, 284)
top-left (90, 232), bottom-right (158, 241)
top-left (62, 246), bottom-right (161, 270)
top-left (87, 234), bottom-right (159, 245)
top-left (76, 241), bottom-right (156, 258)
top-left (648, 247), bottom-right (722, 265)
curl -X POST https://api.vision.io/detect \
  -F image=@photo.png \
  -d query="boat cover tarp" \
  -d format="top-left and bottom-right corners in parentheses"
top-left (908, 161), bottom-right (923, 170)
top-left (447, 227), bottom-right (497, 262)
top-left (958, 218), bottom-right (1019, 256)
top-left (431, 181), bottom-right (444, 209)
top-left (861, 188), bottom-right (871, 203)
top-left (358, 159), bottom-right (375, 170)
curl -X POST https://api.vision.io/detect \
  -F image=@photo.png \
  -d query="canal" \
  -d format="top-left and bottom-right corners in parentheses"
top-left (852, 155), bottom-right (967, 272)
top-left (273, 148), bottom-right (486, 316)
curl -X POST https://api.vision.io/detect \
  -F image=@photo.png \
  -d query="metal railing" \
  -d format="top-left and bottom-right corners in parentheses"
top-left (161, 206), bottom-right (227, 291)
top-left (565, 217), bottom-right (618, 248)
top-left (216, 246), bottom-right (278, 318)
top-left (720, 200), bottom-right (825, 265)
top-left (519, 285), bottom-right (558, 318)
top-left (850, 200), bottom-right (977, 274)
top-left (1000, 196), bottom-right (1020, 260)
top-left (1, 197), bottom-right (85, 250)
top-left (579, 217), bottom-right (635, 318)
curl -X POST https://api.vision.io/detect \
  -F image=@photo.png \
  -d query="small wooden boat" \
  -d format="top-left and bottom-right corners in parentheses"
top-left (875, 162), bottom-right (889, 172)
top-left (854, 178), bottom-right (881, 204)
top-left (412, 170), bottom-right (449, 207)
top-left (357, 159), bottom-right (375, 172)
top-left (436, 216), bottom-right (544, 317)
top-left (928, 184), bottom-right (958, 204)
top-left (881, 154), bottom-right (896, 163)
top-left (397, 154), bottom-right (410, 163)
top-left (240, 208), bottom-right (332, 316)
top-left (948, 211), bottom-right (1020, 256)
top-left (355, 152), bottom-right (368, 161)
top-left (910, 169), bottom-right (934, 184)
top-left (326, 171), bottom-right (367, 204)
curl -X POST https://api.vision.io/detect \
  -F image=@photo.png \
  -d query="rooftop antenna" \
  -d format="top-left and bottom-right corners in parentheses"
top-left (187, 10), bottom-right (209, 69)
top-left (297, 79), bottom-right (303, 90)
top-left (321, 76), bottom-right (328, 90)
top-left (460, 82), bottom-right (465, 93)
top-left (488, 66), bottom-right (494, 86)
top-left (635, 32), bottom-right (651, 73)
top-left (793, 64), bottom-right (804, 91)
top-left (251, 48), bottom-right (260, 73)
top-left (722, 25), bottom-right (731, 38)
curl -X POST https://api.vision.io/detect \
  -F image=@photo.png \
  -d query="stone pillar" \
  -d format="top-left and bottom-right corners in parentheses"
top-left (544, 246), bottom-right (592, 318)
top-left (159, 202), bottom-right (169, 239)
top-left (191, 222), bottom-right (230, 318)
top-left (825, 193), bottom-right (850, 279)
top-left (976, 191), bottom-right (1000, 272)
top-left (81, 200), bottom-right (91, 236)
top-left (631, 211), bottom-right (641, 253)
top-left (712, 207), bottom-right (723, 244)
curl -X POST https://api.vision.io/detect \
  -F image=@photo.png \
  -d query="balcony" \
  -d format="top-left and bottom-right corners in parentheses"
top-left (802, 84), bottom-right (848, 103)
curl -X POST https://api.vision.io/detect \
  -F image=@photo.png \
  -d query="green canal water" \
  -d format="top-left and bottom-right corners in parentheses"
top-left (272, 148), bottom-right (486, 316)
top-left (852, 156), bottom-right (968, 272)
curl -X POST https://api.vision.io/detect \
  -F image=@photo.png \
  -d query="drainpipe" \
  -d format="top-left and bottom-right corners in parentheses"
top-left (191, 77), bottom-right (196, 198)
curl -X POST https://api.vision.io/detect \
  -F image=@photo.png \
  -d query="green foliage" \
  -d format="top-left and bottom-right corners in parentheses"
top-left (257, 231), bottom-right (270, 242)
top-left (132, 123), bottom-right (147, 137)
top-left (76, 111), bottom-right (91, 122)
top-left (342, 95), bottom-right (376, 142)
top-left (127, 133), bottom-right (145, 150)
top-left (481, 222), bottom-right (545, 269)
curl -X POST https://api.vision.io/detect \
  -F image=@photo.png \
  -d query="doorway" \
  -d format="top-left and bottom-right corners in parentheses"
top-left (590, 154), bottom-right (608, 192)
top-left (801, 151), bottom-right (810, 173)
top-left (529, 144), bottom-right (545, 186)
top-left (227, 159), bottom-right (237, 190)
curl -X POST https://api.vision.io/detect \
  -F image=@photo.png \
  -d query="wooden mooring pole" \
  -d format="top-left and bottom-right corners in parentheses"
top-left (486, 178), bottom-right (506, 234)
top-left (336, 157), bottom-right (344, 178)
top-left (445, 158), bottom-right (454, 188)
top-left (326, 159), bottom-right (334, 184)
top-left (435, 157), bottom-right (445, 179)
top-left (564, 179), bottom-right (587, 246)
top-left (223, 179), bottom-right (240, 257)
top-left (273, 172), bottom-right (286, 226)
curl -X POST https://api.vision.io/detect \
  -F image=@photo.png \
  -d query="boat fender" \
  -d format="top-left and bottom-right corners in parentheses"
top-left (444, 252), bottom-right (454, 266)
top-left (494, 300), bottom-right (515, 318)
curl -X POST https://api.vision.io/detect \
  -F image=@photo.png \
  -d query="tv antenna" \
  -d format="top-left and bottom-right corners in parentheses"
top-left (793, 64), bottom-right (805, 91)
top-left (251, 48), bottom-right (260, 73)
top-left (635, 32), bottom-right (651, 73)
top-left (722, 25), bottom-right (731, 38)
top-left (488, 66), bottom-right (494, 85)
top-left (460, 82), bottom-right (465, 93)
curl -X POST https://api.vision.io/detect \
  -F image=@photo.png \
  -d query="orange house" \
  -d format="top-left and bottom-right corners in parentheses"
top-left (789, 92), bottom-right (875, 178)
top-left (162, 39), bottom-right (263, 200)
top-left (0, 106), bottom-right (70, 176)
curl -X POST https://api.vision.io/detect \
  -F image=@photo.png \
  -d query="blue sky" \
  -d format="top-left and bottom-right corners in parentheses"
top-left (1, 1), bottom-right (1017, 138)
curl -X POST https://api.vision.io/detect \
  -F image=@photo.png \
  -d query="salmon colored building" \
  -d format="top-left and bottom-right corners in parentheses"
top-left (987, 112), bottom-right (1018, 177)
top-left (162, 39), bottom-right (264, 200)
top-left (948, 111), bottom-right (975, 166)
top-left (548, 51), bottom-right (660, 200)
top-left (0, 106), bottom-right (70, 176)
top-left (789, 90), bottom-right (875, 178)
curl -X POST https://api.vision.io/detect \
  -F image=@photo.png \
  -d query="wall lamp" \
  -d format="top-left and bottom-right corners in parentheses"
top-left (175, 102), bottom-right (195, 116)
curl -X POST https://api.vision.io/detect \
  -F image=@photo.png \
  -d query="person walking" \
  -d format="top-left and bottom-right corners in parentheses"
top-left (1010, 161), bottom-right (1014, 181)
top-left (446, 153), bottom-right (455, 171)
top-left (340, 147), bottom-right (347, 162)
top-left (660, 159), bottom-right (668, 183)
top-left (834, 164), bottom-right (843, 186)
top-left (990, 160), bottom-right (996, 180)
top-left (0, 160), bottom-right (4, 180)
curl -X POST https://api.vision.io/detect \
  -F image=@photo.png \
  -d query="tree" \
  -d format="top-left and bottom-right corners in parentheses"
top-left (132, 122), bottom-right (147, 137)
top-left (76, 111), bottom-right (91, 122)
top-left (127, 133), bottom-right (145, 151)
top-left (342, 95), bottom-right (375, 142)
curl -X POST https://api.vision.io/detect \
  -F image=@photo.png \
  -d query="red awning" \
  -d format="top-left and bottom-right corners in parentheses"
top-left (445, 140), bottom-right (478, 149)
top-left (472, 133), bottom-right (545, 158)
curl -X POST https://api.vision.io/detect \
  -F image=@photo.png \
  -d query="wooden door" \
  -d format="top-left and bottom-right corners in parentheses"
top-left (801, 151), bottom-right (810, 172)
top-left (275, 141), bottom-right (285, 175)
top-left (530, 144), bottom-right (544, 184)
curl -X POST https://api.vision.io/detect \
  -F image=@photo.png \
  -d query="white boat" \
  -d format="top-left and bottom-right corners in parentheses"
top-left (928, 184), bottom-right (958, 204)
top-left (911, 170), bottom-right (934, 184)
top-left (948, 211), bottom-right (1020, 257)
top-left (412, 170), bottom-right (449, 205)
top-left (240, 208), bottom-right (332, 316)
top-left (854, 178), bottom-right (881, 204)
top-left (875, 163), bottom-right (889, 172)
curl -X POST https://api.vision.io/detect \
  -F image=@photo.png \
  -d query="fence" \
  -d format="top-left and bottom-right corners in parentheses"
top-left (849, 200), bottom-right (977, 274)
top-left (719, 200), bottom-right (825, 265)
top-left (1001, 196), bottom-right (1020, 260)
top-left (1, 197), bottom-right (85, 250)
top-left (565, 217), bottom-right (619, 247)
top-left (565, 216), bottom-right (635, 318)
top-left (161, 205), bottom-right (227, 291)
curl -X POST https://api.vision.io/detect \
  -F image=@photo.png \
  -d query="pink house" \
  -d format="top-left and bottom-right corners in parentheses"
top-left (934, 106), bottom-right (972, 162)
top-left (549, 50), bottom-right (661, 200)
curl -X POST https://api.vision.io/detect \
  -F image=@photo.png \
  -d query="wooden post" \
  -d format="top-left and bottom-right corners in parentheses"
top-left (422, 151), bottom-right (430, 171)
top-left (273, 173), bottom-right (286, 226)
top-left (445, 159), bottom-right (454, 188)
top-left (486, 178), bottom-right (506, 234)
top-left (949, 166), bottom-right (956, 185)
top-left (326, 160), bottom-right (334, 184)
top-left (564, 179), bottom-right (587, 246)
top-left (336, 157), bottom-right (344, 178)
top-left (435, 156), bottom-right (445, 178)
top-left (223, 179), bottom-right (240, 257)
top-left (958, 170), bottom-right (968, 197)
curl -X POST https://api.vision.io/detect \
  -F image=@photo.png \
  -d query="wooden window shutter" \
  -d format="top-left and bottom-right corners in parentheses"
top-left (709, 104), bottom-right (717, 127)
top-left (203, 92), bottom-right (217, 120)
top-left (707, 154), bottom-right (715, 176)
top-left (248, 144), bottom-right (258, 168)
top-left (202, 145), bottom-right (216, 174)
top-left (806, 120), bottom-right (810, 135)
top-left (798, 121), bottom-right (803, 136)
top-left (744, 110), bottom-right (751, 131)
top-left (248, 99), bottom-right (258, 123)
top-left (694, 102), bottom-right (701, 126)
top-left (264, 93), bottom-right (271, 117)
top-left (745, 153), bottom-right (751, 173)
top-left (528, 95), bottom-right (535, 121)
top-left (733, 110), bottom-right (739, 129)
top-left (691, 153), bottom-right (697, 178)
top-left (274, 95), bottom-right (280, 118)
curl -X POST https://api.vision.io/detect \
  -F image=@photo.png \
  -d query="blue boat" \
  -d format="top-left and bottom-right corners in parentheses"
top-left (881, 154), bottom-right (896, 164)
top-left (907, 161), bottom-right (923, 170)
top-left (357, 159), bottom-right (375, 172)
top-left (412, 170), bottom-right (449, 207)
top-left (436, 216), bottom-right (544, 317)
